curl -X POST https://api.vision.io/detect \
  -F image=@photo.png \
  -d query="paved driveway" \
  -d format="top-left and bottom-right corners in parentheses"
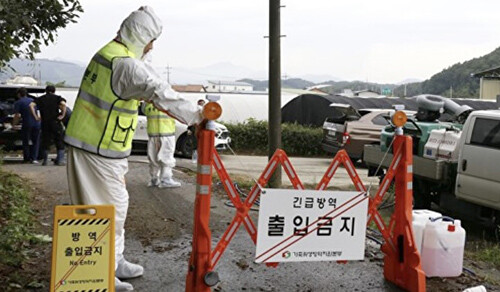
top-left (130, 154), bottom-right (380, 189)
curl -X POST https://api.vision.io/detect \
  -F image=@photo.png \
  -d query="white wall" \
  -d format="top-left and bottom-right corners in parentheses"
top-left (480, 79), bottom-right (500, 100)
top-left (58, 88), bottom-right (299, 123)
top-left (177, 92), bottom-right (297, 123)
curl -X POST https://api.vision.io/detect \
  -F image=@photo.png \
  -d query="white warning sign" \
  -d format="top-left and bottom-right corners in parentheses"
top-left (255, 189), bottom-right (368, 263)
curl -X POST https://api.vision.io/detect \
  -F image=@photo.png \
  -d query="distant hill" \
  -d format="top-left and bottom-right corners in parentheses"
top-left (317, 80), bottom-right (397, 95)
top-left (240, 78), bottom-right (399, 95)
top-left (238, 78), bottom-right (315, 91)
top-left (297, 74), bottom-right (341, 83)
top-left (0, 58), bottom-right (85, 87)
top-left (393, 47), bottom-right (500, 98)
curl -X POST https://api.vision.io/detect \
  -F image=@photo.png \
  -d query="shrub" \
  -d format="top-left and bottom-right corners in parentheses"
top-left (224, 119), bottom-right (325, 157)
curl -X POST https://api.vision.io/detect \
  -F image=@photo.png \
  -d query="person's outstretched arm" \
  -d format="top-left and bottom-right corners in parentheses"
top-left (111, 57), bottom-right (203, 126)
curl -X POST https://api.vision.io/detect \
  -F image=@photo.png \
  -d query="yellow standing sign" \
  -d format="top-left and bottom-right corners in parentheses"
top-left (50, 205), bottom-right (115, 292)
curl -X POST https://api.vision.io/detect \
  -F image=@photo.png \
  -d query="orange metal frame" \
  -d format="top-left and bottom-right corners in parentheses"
top-left (368, 135), bottom-right (426, 292)
top-left (186, 128), bottom-right (425, 292)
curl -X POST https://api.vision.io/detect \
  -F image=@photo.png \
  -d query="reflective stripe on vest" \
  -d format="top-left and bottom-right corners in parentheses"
top-left (64, 41), bottom-right (139, 158)
top-left (145, 103), bottom-right (176, 137)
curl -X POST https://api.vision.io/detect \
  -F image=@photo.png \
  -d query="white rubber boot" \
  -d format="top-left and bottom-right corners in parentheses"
top-left (115, 277), bottom-right (134, 291)
top-left (116, 258), bottom-right (144, 279)
top-left (158, 178), bottom-right (181, 188)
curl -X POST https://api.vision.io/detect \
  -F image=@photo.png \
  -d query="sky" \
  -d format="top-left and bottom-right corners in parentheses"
top-left (37, 0), bottom-right (500, 84)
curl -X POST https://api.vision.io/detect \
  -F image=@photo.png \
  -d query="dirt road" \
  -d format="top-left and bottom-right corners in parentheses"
top-left (2, 157), bottom-right (496, 291)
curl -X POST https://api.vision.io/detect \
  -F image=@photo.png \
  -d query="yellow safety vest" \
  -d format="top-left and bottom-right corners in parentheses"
top-left (64, 41), bottom-right (139, 158)
top-left (144, 103), bottom-right (175, 137)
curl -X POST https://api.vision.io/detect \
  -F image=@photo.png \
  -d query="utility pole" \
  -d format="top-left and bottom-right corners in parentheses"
top-left (165, 64), bottom-right (172, 84)
top-left (268, 0), bottom-right (282, 188)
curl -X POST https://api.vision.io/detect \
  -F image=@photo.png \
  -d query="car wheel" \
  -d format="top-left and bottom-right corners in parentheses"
top-left (494, 213), bottom-right (500, 243)
top-left (177, 133), bottom-right (196, 158)
top-left (348, 155), bottom-right (360, 163)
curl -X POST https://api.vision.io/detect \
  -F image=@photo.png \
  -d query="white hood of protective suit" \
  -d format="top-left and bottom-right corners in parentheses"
top-left (119, 6), bottom-right (162, 59)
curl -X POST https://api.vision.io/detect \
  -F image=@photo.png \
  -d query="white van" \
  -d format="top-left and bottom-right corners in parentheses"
top-left (456, 110), bottom-right (500, 211)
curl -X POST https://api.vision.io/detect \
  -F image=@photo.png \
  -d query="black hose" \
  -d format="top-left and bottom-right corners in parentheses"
top-left (462, 267), bottom-right (476, 276)
top-left (224, 200), bottom-right (259, 212)
top-left (366, 234), bottom-right (384, 245)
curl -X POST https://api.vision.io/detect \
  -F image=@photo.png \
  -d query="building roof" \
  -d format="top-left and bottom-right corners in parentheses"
top-left (208, 80), bottom-right (253, 87)
top-left (282, 88), bottom-right (327, 96)
top-left (172, 84), bottom-right (206, 92)
top-left (471, 66), bottom-right (500, 78)
top-left (305, 84), bottom-right (331, 90)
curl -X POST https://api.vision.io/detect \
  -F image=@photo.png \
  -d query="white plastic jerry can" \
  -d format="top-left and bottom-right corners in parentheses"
top-left (420, 216), bottom-right (466, 277)
top-left (411, 210), bottom-right (442, 254)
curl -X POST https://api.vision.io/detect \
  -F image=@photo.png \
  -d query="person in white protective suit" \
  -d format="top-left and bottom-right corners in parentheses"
top-left (64, 6), bottom-right (202, 291)
top-left (143, 101), bottom-right (181, 188)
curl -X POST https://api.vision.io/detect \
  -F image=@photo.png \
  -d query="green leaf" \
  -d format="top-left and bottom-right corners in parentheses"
top-left (0, 0), bottom-right (83, 65)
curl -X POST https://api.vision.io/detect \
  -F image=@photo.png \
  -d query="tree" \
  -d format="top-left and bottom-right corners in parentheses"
top-left (0, 0), bottom-right (83, 69)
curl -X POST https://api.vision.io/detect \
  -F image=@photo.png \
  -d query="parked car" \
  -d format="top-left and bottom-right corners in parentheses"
top-left (0, 85), bottom-right (46, 150)
top-left (321, 103), bottom-right (413, 161)
top-left (132, 103), bottom-right (231, 157)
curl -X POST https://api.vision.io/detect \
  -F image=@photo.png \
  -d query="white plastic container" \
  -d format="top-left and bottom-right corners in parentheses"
top-left (420, 217), bottom-right (466, 277)
top-left (437, 130), bottom-right (462, 162)
top-left (463, 285), bottom-right (487, 292)
top-left (424, 129), bottom-right (446, 159)
top-left (412, 210), bottom-right (442, 254)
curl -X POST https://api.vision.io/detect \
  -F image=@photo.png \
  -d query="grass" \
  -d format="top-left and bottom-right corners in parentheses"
top-left (476, 245), bottom-right (500, 267)
top-left (0, 168), bottom-right (51, 290)
top-left (0, 170), bottom-right (38, 266)
top-left (0, 169), bottom-right (51, 262)
top-left (467, 241), bottom-right (500, 268)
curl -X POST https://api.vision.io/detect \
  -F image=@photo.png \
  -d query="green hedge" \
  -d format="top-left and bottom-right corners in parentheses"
top-left (223, 119), bottom-right (325, 156)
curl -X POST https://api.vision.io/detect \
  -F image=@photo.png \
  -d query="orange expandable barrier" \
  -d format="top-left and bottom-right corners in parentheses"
top-left (186, 127), bottom-right (425, 292)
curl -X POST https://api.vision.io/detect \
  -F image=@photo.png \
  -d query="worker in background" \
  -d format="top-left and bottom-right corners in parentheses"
top-left (30, 85), bottom-right (67, 166)
top-left (144, 102), bottom-right (181, 188)
top-left (197, 98), bottom-right (206, 107)
top-left (64, 6), bottom-right (202, 291)
top-left (13, 87), bottom-right (41, 163)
